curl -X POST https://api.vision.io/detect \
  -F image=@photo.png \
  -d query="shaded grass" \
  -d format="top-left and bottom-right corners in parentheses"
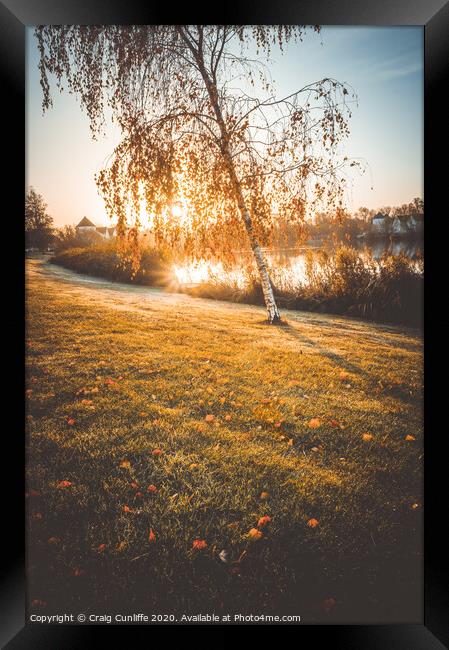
top-left (26, 260), bottom-right (423, 623)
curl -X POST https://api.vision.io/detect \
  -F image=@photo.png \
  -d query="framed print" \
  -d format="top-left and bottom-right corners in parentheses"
top-left (1, 0), bottom-right (448, 647)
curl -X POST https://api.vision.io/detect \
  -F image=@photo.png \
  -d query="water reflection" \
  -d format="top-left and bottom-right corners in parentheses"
top-left (175, 237), bottom-right (423, 287)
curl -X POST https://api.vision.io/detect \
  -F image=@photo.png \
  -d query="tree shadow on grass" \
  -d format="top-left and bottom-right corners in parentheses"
top-left (276, 320), bottom-right (367, 378)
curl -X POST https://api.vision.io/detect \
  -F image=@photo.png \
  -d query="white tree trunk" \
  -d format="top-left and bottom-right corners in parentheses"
top-left (195, 56), bottom-right (281, 323)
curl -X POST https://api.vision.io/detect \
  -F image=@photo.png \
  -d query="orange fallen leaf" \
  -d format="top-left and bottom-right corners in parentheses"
top-left (81, 399), bottom-right (93, 406)
top-left (307, 518), bottom-right (319, 528)
top-left (148, 528), bottom-right (156, 543)
top-left (323, 597), bottom-right (336, 612)
top-left (205, 414), bottom-right (215, 422)
top-left (119, 460), bottom-right (131, 469)
top-left (116, 541), bottom-right (127, 552)
top-left (411, 503), bottom-right (420, 510)
top-left (130, 482), bottom-right (139, 490)
top-left (57, 480), bottom-right (72, 489)
top-left (48, 536), bottom-right (60, 545)
top-left (147, 484), bottom-right (157, 493)
top-left (98, 543), bottom-right (106, 552)
top-left (248, 528), bottom-right (263, 540)
top-left (362, 433), bottom-right (373, 442)
top-left (152, 448), bottom-right (163, 456)
top-left (309, 418), bottom-right (321, 429)
top-left (339, 371), bottom-right (349, 381)
top-left (123, 505), bottom-right (132, 513)
top-left (329, 419), bottom-right (340, 428)
top-left (66, 418), bottom-right (76, 426)
top-left (287, 438), bottom-right (294, 446)
top-left (405, 435), bottom-right (416, 441)
top-left (192, 539), bottom-right (207, 549)
top-left (260, 491), bottom-right (270, 500)
top-left (225, 414), bottom-right (232, 421)
top-left (73, 567), bottom-right (85, 577)
top-left (257, 515), bottom-right (271, 528)
top-left (189, 463), bottom-right (199, 470)
top-left (139, 411), bottom-right (148, 417)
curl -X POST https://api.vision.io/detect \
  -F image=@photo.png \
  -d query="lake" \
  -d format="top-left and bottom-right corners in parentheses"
top-left (174, 236), bottom-right (423, 287)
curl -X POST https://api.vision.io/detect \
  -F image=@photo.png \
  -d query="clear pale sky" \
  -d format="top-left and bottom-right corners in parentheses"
top-left (26, 26), bottom-right (423, 227)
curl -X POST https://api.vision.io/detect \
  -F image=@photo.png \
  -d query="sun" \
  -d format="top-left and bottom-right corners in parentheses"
top-left (171, 201), bottom-right (185, 219)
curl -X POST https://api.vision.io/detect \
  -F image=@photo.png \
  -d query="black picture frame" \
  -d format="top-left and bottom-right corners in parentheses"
top-left (1, 1), bottom-right (448, 647)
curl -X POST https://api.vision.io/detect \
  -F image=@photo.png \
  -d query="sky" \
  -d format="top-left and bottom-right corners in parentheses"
top-left (26, 26), bottom-right (423, 227)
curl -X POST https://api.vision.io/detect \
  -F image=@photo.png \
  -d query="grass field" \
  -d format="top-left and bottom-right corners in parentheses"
top-left (26, 258), bottom-right (423, 623)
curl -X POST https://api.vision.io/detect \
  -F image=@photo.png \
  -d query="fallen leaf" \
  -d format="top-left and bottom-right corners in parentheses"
top-left (205, 414), bottom-right (215, 423)
top-left (48, 536), bottom-right (60, 545)
top-left (309, 418), bottom-right (321, 429)
top-left (130, 482), bottom-right (139, 490)
top-left (152, 449), bottom-right (163, 456)
top-left (405, 435), bottom-right (416, 441)
top-left (66, 418), bottom-right (76, 426)
top-left (257, 515), bottom-right (271, 528)
top-left (57, 480), bottom-right (72, 489)
top-left (225, 414), bottom-right (232, 421)
top-left (116, 541), bottom-right (127, 552)
top-left (148, 528), bottom-right (156, 543)
top-left (307, 518), bottom-right (319, 528)
top-left (147, 484), bottom-right (157, 493)
top-left (339, 371), bottom-right (349, 381)
top-left (248, 528), bottom-right (263, 540)
top-left (323, 597), bottom-right (336, 612)
top-left (362, 433), bottom-right (373, 442)
top-left (260, 491), bottom-right (269, 500)
top-left (98, 543), bottom-right (106, 552)
top-left (192, 539), bottom-right (207, 550)
top-left (119, 460), bottom-right (131, 470)
top-left (123, 505), bottom-right (132, 513)
top-left (72, 567), bottom-right (85, 577)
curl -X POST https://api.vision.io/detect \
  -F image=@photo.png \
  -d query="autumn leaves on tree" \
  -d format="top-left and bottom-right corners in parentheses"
top-left (36, 25), bottom-right (357, 322)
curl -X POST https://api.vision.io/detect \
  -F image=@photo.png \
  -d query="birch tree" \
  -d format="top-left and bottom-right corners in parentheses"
top-left (36, 25), bottom-right (357, 322)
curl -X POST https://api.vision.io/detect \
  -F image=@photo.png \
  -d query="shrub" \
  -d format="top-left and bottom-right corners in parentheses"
top-left (183, 246), bottom-right (423, 327)
top-left (51, 241), bottom-right (171, 287)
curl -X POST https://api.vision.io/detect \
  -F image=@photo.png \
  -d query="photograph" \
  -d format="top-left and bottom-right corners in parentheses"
top-left (25, 24), bottom-right (424, 625)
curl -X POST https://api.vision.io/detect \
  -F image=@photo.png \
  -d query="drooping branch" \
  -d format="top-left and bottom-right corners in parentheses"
top-left (35, 25), bottom-right (361, 276)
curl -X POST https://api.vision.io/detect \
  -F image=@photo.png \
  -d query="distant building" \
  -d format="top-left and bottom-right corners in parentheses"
top-left (369, 212), bottom-right (423, 238)
top-left (408, 214), bottom-right (424, 235)
top-left (371, 213), bottom-right (390, 235)
top-left (391, 214), bottom-right (411, 237)
top-left (76, 217), bottom-right (116, 239)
